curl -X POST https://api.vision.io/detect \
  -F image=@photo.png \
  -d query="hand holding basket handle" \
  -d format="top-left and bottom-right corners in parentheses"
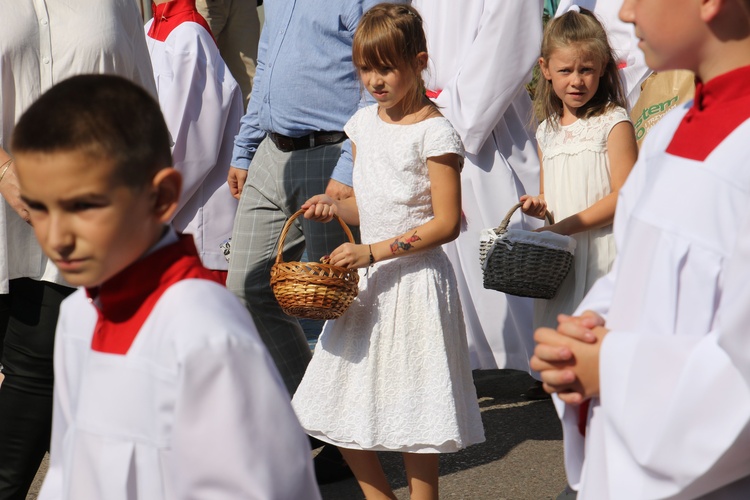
top-left (480, 203), bottom-right (575, 300)
top-left (270, 209), bottom-right (360, 320)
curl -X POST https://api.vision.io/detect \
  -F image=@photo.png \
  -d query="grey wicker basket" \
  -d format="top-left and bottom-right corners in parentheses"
top-left (480, 203), bottom-right (574, 299)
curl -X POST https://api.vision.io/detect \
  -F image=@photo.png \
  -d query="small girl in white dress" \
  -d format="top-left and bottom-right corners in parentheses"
top-left (291, 4), bottom-right (484, 498)
top-left (521, 6), bottom-right (638, 330)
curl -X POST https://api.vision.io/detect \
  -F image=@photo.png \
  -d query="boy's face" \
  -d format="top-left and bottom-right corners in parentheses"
top-left (15, 149), bottom-right (164, 288)
top-left (619, 0), bottom-right (703, 72)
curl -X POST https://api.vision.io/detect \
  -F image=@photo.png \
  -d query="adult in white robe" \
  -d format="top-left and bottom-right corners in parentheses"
top-left (557, 99), bottom-right (750, 498)
top-left (412, 1), bottom-right (543, 370)
top-left (145, 0), bottom-right (243, 271)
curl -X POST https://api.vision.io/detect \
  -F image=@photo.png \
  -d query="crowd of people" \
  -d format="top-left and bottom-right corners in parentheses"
top-left (0, 0), bottom-right (749, 499)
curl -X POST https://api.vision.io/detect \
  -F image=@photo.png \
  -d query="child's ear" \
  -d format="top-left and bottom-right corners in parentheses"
top-left (415, 51), bottom-right (428, 72)
top-left (539, 57), bottom-right (551, 81)
top-left (151, 167), bottom-right (182, 223)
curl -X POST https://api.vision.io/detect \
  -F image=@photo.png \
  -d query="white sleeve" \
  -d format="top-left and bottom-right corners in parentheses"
top-left (433, 1), bottom-right (543, 154)
top-left (38, 300), bottom-right (77, 500)
top-left (170, 327), bottom-right (320, 499)
top-left (579, 176), bottom-right (750, 498)
top-left (157, 27), bottom-right (244, 212)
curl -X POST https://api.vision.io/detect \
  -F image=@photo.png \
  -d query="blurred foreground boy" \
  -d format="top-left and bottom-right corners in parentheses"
top-left (11, 75), bottom-right (319, 500)
top-left (531, 0), bottom-right (750, 498)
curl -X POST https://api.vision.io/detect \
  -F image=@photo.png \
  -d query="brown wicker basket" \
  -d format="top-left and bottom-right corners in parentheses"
top-left (480, 203), bottom-right (575, 299)
top-left (270, 209), bottom-right (360, 320)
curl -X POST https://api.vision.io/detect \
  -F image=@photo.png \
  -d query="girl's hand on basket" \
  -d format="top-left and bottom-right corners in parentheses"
top-left (329, 243), bottom-right (370, 269)
top-left (535, 222), bottom-right (566, 235)
top-left (302, 194), bottom-right (337, 222)
top-left (520, 194), bottom-right (547, 219)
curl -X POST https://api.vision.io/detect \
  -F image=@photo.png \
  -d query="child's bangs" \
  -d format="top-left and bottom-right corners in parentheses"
top-left (353, 29), bottom-right (406, 71)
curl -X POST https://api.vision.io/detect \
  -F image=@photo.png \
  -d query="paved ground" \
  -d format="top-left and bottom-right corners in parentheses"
top-left (318, 369), bottom-right (568, 500)
top-left (27, 369), bottom-right (567, 500)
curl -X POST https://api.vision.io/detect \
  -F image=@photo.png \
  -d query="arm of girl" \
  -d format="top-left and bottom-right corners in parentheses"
top-left (302, 143), bottom-right (360, 226)
top-left (542, 121), bottom-right (637, 236)
top-left (520, 145), bottom-right (548, 219)
top-left (327, 152), bottom-right (462, 269)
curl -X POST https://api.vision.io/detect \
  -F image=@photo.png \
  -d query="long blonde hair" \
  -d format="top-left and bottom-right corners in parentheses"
top-left (353, 3), bottom-right (433, 116)
top-left (534, 7), bottom-right (626, 124)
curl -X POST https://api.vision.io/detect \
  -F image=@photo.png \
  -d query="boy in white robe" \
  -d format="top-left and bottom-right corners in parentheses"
top-left (10, 75), bottom-right (320, 500)
top-left (146, 0), bottom-right (243, 275)
top-left (532, 0), bottom-right (750, 498)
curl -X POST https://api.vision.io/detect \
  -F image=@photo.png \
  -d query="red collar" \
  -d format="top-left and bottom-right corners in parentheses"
top-left (87, 234), bottom-right (222, 354)
top-left (147, 0), bottom-right (215, 43)
top-left (666, 65), bottom-right (750, 160)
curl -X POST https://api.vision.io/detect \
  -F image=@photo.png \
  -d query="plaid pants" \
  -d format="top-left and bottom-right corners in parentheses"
top-left (226, 137), bottom-right (351, 395)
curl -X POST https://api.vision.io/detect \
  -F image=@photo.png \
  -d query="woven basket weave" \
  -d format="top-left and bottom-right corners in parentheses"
top-left (270, 209), bottom-right (360, 320)
top-left (480, 203), bottom-right (574, 299)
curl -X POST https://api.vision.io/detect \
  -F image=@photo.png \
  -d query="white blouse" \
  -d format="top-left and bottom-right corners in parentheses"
top-left (0, 0), bottom-right (156, 292)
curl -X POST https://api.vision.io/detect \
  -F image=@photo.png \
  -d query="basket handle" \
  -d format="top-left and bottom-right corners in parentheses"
top-left (494, 202), bottom-right (555, 234)
top-left (274, 208), bottom-right (356, 265)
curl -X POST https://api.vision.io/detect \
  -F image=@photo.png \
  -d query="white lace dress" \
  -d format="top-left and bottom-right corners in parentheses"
top-left (534, 106), bottom-right (630, 328)
top-left (291, 105), bottom-right (485, 453)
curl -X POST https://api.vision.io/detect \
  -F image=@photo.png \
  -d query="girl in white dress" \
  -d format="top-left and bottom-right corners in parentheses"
top-left (291, 4), bottom-right (484, 498)
top-left (521, 6), bottom-right (638, 331)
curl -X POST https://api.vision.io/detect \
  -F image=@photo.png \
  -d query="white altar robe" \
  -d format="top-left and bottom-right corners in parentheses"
top-left (412, 1), bottom-right (543, 370)
top-left (557, 105), bottom-right (750, 499)
top-left (146, 15), bottom-right (242, 270)
top-left (39, 279), bottom-right (320, 500)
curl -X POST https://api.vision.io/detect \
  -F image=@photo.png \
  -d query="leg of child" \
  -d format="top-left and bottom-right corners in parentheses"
top-left (402, 452), bottom-right (439, 500)
top-left (338, 448), bottom-right (396, 499)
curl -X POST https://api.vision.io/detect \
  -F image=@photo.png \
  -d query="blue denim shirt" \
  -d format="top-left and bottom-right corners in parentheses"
top-left (232, 0), bottom-right (399, 186)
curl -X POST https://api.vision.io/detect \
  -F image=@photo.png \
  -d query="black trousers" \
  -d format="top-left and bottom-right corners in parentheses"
top-left (0, 279), bottom-right (74, 500)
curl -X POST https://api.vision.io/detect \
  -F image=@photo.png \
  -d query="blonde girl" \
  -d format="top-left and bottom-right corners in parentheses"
top-left (521, 6), bottom-right (638, 330)
top-left (291, 4), bottom-right (485, 499)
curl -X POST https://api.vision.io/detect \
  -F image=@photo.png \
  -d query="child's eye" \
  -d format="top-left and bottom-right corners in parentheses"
top-left (24, 201), bottom-right (47, 213)
top-left (69, 201), bottom-right (104, 212)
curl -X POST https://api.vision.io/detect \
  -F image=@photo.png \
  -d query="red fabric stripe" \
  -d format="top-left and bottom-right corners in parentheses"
top-left (666, 65), bottom-right (750, 161)
top-left (147, 0), bottom-right (215, 43)
top-left (425, 89), bottom-right (442, 99)
top-left (88, 234), bottom-right (222, 355)
top-left (578, 399), bottom-right (591, 436)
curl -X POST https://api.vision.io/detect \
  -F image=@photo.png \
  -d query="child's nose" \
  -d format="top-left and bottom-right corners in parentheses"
top-left (47, 216), bottom-right (75, 255)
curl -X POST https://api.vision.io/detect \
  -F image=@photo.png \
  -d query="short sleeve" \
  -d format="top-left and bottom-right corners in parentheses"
top-left (422, 118), bottom-right (465, 160)
top-left (344, 106), bottom-right (370, 147)
top-left (605, 106), bottom-right (632, 137)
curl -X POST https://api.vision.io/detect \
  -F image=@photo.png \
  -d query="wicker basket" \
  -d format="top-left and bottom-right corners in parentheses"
top-left (480, 203), bottom-right (575, 299)
top-left (270, 209), bottom-right (360, 320)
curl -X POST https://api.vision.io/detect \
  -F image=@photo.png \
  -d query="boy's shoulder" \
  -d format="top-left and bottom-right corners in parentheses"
top-left (60, 278), bottom-right (260, 357)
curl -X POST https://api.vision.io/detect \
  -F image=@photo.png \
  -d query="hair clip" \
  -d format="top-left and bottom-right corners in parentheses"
top-left (567, 4), bottom-right (581, 13)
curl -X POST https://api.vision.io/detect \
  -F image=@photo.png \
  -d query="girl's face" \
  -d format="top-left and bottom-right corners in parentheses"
top-left (359, 63), bottom-right (417, 121)
top-left (540, 46), bottom-right (605, 120)
top-left (357, 53), bottom-right (426, 122)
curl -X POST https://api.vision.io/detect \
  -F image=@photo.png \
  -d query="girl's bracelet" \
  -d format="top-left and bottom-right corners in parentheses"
top-left (0, 159), bottom-right (12, 185)
top-left (368, 244), bottom-right (375, 267)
